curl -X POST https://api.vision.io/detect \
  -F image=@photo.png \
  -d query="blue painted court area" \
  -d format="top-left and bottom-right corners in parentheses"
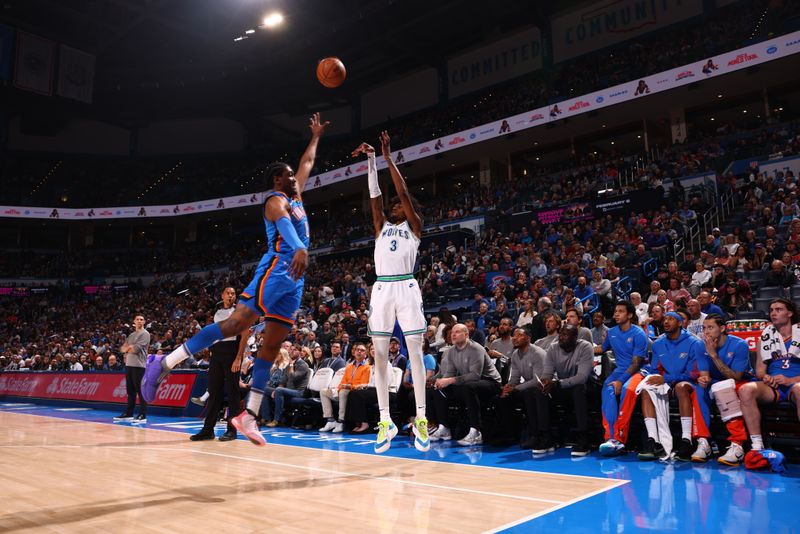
top-left (2, 401), bottom-right (798, 534)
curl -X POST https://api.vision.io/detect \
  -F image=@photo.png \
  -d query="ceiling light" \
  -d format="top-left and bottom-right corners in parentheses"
top-left (245, 29), bottom-right (255, 34)
top-left (263, 12), bottom-right (284, 28)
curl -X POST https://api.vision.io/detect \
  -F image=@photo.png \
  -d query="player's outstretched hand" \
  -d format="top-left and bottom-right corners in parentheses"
top-left (351, 142), bottom-right (374, 157)
top-left (380, 130), bottom-right (391, 158)
top-left (289, 248), bottom-right (309, 280)
top-left (309, 112), bottom-right (330, 138)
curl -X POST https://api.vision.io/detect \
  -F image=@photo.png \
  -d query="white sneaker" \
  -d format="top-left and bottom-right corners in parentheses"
top-left (598, 439), bottom-right (625, 456)
top-left (691, 438), bottom-right (713, 463)
top-left (457, 429), bottom-right (483, 446)
top-left (718, 442), bottom-right (745, 466)
top-left (332, 422), bottom-right (345, 433)
top-left (319, 420), bottom-right (337, 432)
top-left (429, 425), bottom-right (452, 441)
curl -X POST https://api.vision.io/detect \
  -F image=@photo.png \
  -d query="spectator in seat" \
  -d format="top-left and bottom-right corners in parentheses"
top-left (764, 260), bottom-right (795, 288)
top-left (429, 324), bottom-right (502, 446)
top-left (265, 345), bottom-right (310, 427)
top-left (319, 342), bottom-right (371, 433)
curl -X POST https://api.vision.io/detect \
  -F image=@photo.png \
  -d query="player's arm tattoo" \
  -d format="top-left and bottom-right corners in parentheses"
top-left (625, 356), bottom-right (643, 376)
top-left (710, 356), bottom-right (743, 381)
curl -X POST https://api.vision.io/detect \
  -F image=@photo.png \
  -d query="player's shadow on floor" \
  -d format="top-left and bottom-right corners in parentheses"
top-left (0, 473), bottom-right (360, 532)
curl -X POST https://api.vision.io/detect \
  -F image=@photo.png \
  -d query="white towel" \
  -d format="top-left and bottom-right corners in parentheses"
top-left (636, 376), bottom-right (673, 457)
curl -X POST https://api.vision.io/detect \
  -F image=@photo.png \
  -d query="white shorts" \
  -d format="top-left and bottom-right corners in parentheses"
top-left (368, 277), bottom-right (427, 337)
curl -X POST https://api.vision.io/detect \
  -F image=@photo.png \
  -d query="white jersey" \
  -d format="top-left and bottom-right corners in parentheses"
top-left (374, 220), bottom-right (419, 277)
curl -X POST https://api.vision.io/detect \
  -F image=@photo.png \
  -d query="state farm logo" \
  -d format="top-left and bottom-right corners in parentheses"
top-left (728, 53), bottom-right (758, 66)
top-left (356, 164), bottom-right (367, 172)
top-left (182, 206), bottom-right (195, 212)
top-left (675, 71), bottom-right (694, 81)
top-left (48, 377), bottom-right (101, 397)
top-left (568, 100), bottom-right (590, 111)
top-left (4, 209), bottom-right (21, 215)
top-left (100, 210), bottom-right (113, 216)
top-left (333, 172), bottom-right (342, 178)
top-left (0, 375), bottom-right (38, 395)
top-left (156, 382), bottom-right (187, 401)
top-left (112, 378), bottom-right (127, 398)
top-left (448, 136), bottom-right (465, 145)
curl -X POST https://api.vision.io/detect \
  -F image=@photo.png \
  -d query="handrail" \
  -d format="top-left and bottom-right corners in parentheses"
top-left (643, 257), bottom-right (659, 278)
top-left (613, 276), bottom-right (634, 300)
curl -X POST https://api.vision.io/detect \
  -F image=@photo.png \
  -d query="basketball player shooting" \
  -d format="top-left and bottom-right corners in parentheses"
top-left (140, 112), bottom-right (329, 446)
top-left (352, 131), bottom-right (429, 453)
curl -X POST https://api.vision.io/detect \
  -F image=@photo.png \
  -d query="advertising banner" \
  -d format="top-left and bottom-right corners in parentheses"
top-left (727, 319), bottom-right (766, 352)
top-left (533, 202), bottom-right (594, 225)
top-left (485, 270), bottom-right (513, 291)
top-left (0, 371), bottom-right (196, 407)
top-left (13, 31), bottom-right (55, 95)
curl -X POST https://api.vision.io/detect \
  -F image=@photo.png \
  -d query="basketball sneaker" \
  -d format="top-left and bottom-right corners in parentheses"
top-left (412, 417), bottom-right (430, 452)
top-left (374, 420), bottom-right (398, 454)
top-left (676, 438), bottom-right (693, 462)
top-left (429, 425), bottom-right (452, 442)
top-left (718, 442), bottom-right (745, 466)
top-left (691, 438), bottom-right (713, 463)
top-left (191, 396), bottom-right (207, 407)
top-left (141, 354), bottom-right (169, 403)
top-left (113, 413), bottom-right (133, 422)
top-left (319, 420), bottom-right (337, 432)
top-left (231, 410), bottom-right (266, 446)
top-left (132, 414), bottom-right (147, 424)
top-left (599, 439), bottom-right (625, 456)
top-left (457, 428), bottom-right (483, 446)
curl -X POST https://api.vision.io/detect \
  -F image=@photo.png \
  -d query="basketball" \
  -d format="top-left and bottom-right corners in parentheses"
top-left (316, 57), bottom-right (346, 88)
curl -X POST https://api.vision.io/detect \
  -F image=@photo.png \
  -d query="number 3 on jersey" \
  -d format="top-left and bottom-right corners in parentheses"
top-left (390, 239), bottom-right (397, 252)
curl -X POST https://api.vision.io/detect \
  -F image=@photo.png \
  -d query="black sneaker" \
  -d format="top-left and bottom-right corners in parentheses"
top-left (113, 413), bottom-right (133, 422)
top-left (520, 436), bottom-right (539, 450)
top-left (218, 430), bottom-right (237, 442)
top-left (653, 441), bottom-right (668, 460)
top-left (132, 414), bottom-right (147, 424)
top-left (190, 431), bottom-right (215, 441)
top-left (572, 438), bottom-right (591, 457)
top-left (676, 438), bottom-right (693, 461)
top-left (532, 438), bottom-right (556, 454)
top-left (638, 437), bottom-right (657, 460)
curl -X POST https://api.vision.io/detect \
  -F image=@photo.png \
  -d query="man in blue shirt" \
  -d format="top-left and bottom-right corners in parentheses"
top-left (595, 301), bottom-right (649, 456)
top-left (573, 276), bottom-right (594, 302)
top-left (637, 312), bottom-right (708, 461)
top-left (697, 291), bottom-right (725, 318)
top-left (694, 314), bottom-right (752, 465)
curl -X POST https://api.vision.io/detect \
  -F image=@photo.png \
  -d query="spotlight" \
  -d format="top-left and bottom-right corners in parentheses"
top-left (263, 12), bottom-right (284, 28)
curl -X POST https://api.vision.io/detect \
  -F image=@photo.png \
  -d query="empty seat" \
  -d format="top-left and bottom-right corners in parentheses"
top-left (754, 298), bottom-right (772, 314)
top-left (735, 310), bottom-right (768, 320)
top-left (757, 286), bottom-right (784, 299)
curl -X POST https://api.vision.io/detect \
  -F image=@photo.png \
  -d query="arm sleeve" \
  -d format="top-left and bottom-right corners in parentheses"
top-left (559, 343), bottom-right (594, 388)
top-left (275, 216), bottom-right (307, 250)
top-left (368, 152), bottom-right (381, 198)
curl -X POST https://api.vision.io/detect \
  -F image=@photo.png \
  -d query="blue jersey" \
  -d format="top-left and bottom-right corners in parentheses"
top-left (648, 329), bottom-right (705, 385)
top-left (601, 324), bottom-right (649, 370)
top-left (701, 334), bottom-right (752, 382)
top-left (261, 191), bottom-right (309, 260)
top-left (765, 340), bottom-right (800, 378)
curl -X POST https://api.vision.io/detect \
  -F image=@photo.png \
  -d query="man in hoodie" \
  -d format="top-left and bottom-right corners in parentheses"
top-left (637, 312), bottom-right (709, 462)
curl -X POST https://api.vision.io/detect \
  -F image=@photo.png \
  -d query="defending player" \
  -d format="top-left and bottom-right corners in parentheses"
top-left (351, 131), bottom-right (429, 453)
top-left (140, 113), bottom-right (329, 445)
top-left (739, 298), bottom-right (800, 453)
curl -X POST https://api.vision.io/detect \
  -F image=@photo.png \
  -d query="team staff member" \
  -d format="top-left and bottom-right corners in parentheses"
top-left (113, 314), bottom-right (151, 423)
top-left (190, 287), bottom-right (242, 442)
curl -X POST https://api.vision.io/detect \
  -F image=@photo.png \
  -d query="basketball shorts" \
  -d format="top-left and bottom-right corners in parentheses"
top-left (368, 276), bottom-right (427, 337)
top-left (240, 254), bottom-right (302, 327)
top-left (772, 384), bottom-right (799, 404)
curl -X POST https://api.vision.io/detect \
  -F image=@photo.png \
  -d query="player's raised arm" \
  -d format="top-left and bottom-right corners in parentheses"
top-left (264, 195), bottom-right (308, 280)
top-left (295, 112), bottom-right (330, 195)
top-left (380, 131), bottom-right (422, 238)
top-left (352, 141), bottom-right (385, 237)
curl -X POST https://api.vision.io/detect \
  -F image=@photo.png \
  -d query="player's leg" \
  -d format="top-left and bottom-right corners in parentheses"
top-left (231, 320), bottom-right (290, 446)
top-left (739, 381), bottom-right (776, 450)
top-left (368, 284), bottom-right (397, 453)
top-left (674, 382), bottom-right (697, 461)
top-left (690, 385), bottom-right (714, 462)
top-left (142, 303), bottom-right (257, 402)
top-left (712, 380), bottom-right (748, 465)
top-left (638, 388), bottom-right (664, 460)
top-left (600, 374), bottom-right (623, 444)
top-left (790, 384), bottom-right (800, 421)
top-left (398, 284), bottom-right (429, 451)
top-left (612, 373), bottom-right (644, 445)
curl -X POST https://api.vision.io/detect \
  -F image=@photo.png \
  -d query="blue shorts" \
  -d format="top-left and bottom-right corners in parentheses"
top-left (240, 254), bottom-right (303, 327)
top-left (772, 384), bottom-right (799, 404)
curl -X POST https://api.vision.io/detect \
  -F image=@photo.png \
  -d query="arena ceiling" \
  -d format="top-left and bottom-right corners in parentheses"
top-left (0, 0), bottom-right (554, 121)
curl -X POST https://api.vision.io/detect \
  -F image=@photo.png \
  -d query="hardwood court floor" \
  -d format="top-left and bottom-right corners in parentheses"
top-left (0, 411), bottom-right (622, 533)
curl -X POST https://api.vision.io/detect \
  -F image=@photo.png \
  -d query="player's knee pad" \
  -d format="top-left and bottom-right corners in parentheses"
top-left (710, 379), bottom-right (743, 422)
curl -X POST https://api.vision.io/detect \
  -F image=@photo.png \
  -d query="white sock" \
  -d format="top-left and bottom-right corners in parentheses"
top-left (751, 434), bottom-right (764, 450)
top-left (681, 417), bottom-right (692, 441)
top-left (645, 417), bottom-right (658, 440)
top-left (200, 390), bottom-right (210, 402)
top-left (405, 334), bottom-right (427, 419)
top-left (165, 345), bottom-right (190, 369)
top-left (372, 337), bottom-right (391, 422)
top-left (246, 389), bottom-right (263, 416)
